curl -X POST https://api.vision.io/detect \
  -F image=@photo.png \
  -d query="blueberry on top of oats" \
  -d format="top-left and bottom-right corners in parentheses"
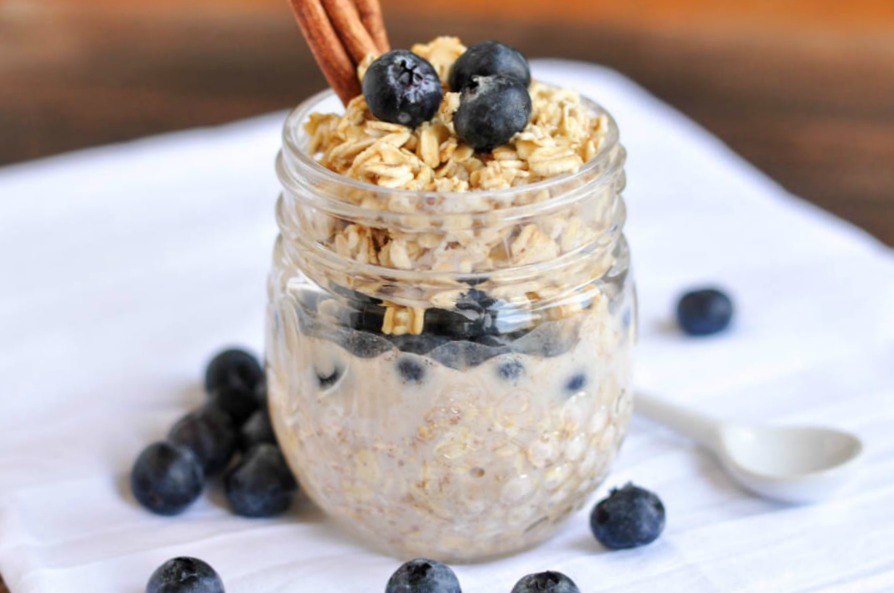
top-left (454, 74), bottom-right (532, 152)
top-left (362, 50), bottom-right (443, 128)
top-left (449, 40), bottom-right (531, 92)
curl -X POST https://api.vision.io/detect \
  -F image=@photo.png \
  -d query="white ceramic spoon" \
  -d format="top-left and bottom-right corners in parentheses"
top-left (635, 392), bottom-right (864, 504)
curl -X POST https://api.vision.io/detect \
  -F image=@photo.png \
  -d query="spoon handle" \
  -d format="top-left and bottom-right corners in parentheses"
top-left (635, 392), bottom-right (720, 448)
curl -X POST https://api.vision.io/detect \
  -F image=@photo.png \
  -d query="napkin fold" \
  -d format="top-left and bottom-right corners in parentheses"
top-left (1, 61), bottom-right (893, 593)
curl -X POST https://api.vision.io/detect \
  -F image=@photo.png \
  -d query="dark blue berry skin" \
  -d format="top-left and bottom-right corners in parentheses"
top-left (449, 40), bottom-right (531, 92)
top-left (204, 348), bottom-right (263, 394)
top-left (512, 320), bottom-right (579, 358)
top-left (146, 557), bottom-right (224, 593)
top-left (384, 558), bottom-right (462, 593)
top-left (590, 483), bottom-right (666, 550)
top-left (429, 340), bottom-right (506, 370)
top-left (510, 572), bottom-right (580, 593)
top-left (239, 409), bottom-right (276, 452)
top-left (565, 373), bottom-right (587, 392)
top-left (498, 359), bottom-right (525, 381)
top-left (131, 442), bottom-right (204, 515)
top-left (388, 333), bottom-right (449, 355)
top-left (316, 365), bottom-right (343, 389)
top-left (455, 75), bottom-right (532, 152)
top-left (424, 290), bottom-right (502, 340)
top-left (253, 377), bottom-right (267, 406)
top-left (397, 357), bottom-right (426, 383)
top-left (209, 385), bottom-right (258, 426)
top-left (362, 50), bottom-right (443, 128)
top-left (347, 303), bottom-right (386, 334)
top-left (224, 444), bottom-right (297, 517)
top-left (340, 330), bottom-right (395, 358)
top-left (676, 288), bottom-right (734, 336)
top-left (168, 406), bottom-right (237, 475)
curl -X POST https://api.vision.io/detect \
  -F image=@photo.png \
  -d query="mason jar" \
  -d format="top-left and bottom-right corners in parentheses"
top-left (266, 89), bottom-right (635, 562)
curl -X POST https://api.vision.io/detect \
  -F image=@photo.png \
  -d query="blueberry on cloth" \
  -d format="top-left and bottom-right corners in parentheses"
top-left (204, 348), bottom-right (263, 393)
top-left (590, 482), bottom-right (666, 550)
top-left (454, 74), bottom-right (532, 152)
top-left (362, 50), bottom-right (443, 128)
top-left (146, 556), bottom-right (225, 593)
top-left (224, 443), bottom-right (297, 517)
top-left (253, 376), bottom-right (268, 406)
top-left (131, 442), bottom-right (204, 515)
top-left (449, 40), bottom-right (531, 92)
top-left (384, 558), bottom-right (462, 593)
top-left (238, 408), bottom-right (277, 452)
top-left (510, 571), bottom-right (580, 593)
top-left (209, 384), bottom-right (258, 426)
top-left (675, 287), bottom-right (734, 336)
top-left (168, 405), bottom-right (237, 475)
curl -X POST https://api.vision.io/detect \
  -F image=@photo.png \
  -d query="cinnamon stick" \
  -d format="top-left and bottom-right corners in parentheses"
top-left (287, 0), bottom-right (360, 105)
top-left (353, 0), bottom-right (390, 54)
top-left (320, 0), bottom-right (380, 63)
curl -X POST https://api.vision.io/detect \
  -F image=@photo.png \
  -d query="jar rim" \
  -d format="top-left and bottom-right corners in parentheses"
top-left (279, 87), bottom-right (622, 206)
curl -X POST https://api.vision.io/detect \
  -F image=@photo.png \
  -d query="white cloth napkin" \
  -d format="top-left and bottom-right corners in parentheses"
top-left (1, 61), bottom-right (893, 593)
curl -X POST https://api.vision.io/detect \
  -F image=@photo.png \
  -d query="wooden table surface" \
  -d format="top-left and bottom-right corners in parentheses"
top-left (1, 1), bottom-right (892, 590)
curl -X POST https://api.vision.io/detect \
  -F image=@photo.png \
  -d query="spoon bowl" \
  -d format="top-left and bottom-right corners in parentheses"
top-left (718, 424), bottom-right (863, 503)
top-left (636, 392), bottom-right (864, 504)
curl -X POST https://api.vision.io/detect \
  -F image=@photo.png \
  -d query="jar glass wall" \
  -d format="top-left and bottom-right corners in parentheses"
top-left (266, 90), bottom-right (635, 562)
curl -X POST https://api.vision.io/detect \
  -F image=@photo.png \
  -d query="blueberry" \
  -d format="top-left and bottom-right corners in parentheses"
top-left (224, 443), bottom-right (297, 517)
top-left (424, 290), bottom-right (501, 340)
top-left (145, 557), bottom-right (223, 593)
top-left (316, 366), bottom-right (343, 389)
top-left (590, 483), bottom-right (666, 550)
top-left (209, 385), bottom-right (258, 426)
top-left (429, 340), bottom-right (506, 370)
top-left (565, 373), bottom-right (586, 392)
top-left (384, 558), bottom-right (462, 593)
top-left (397, 357), bottom-right (426, 383)
top-left (454, 75), bottom-right (531, 152)
top-left (253, 377), bottom-right (268, 406)
top-left (347, 303), bottom-right (386, 333)
top-left (239, 409), bottom-right (276, 452)
top-left (362, 50), bottom-right (443, 128)
top-left (340, 330), bottom-right (395, 358)
top-left (388, 333), bottom-right (449, 355)
top-left (510, 571), bottom-right (580, 593)
top-left (131, 442), bottom-right (204, 515)
top-left (449, 40), bottom-right (531, 92)
top-left (512, 320), bottom-right (579, 357)
top-left (168, 405), bottom-right (237, 475)
top-left (676, 288), bottom-right (734, 336)
top-left (204, 348), bottom-right (263, 393)
top-left (146, 556), bottom-right (224, 593)
top-left (497, 359), bottom-right (524, 381)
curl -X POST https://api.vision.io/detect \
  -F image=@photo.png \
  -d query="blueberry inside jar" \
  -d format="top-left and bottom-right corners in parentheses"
top-left (267, 37), bottom-right (635, 562)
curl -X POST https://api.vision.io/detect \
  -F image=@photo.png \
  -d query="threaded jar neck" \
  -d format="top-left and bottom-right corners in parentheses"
top-left (274, 89), bottom-right (628, 311)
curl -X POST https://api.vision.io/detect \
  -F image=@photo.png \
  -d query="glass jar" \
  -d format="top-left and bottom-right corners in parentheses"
top-left (266, 90), bottom-right (635, 562)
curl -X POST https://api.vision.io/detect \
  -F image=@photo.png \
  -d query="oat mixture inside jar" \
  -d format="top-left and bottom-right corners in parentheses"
top-left (266, 36), bottom-right (635, 561)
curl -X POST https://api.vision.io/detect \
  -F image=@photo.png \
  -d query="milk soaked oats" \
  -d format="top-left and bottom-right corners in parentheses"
top-left (267, 37), bottom-right (634, 561)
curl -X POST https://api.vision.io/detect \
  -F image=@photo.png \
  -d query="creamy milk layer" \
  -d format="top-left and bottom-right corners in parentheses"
top-left (266, 282), bottom-right (633, 560)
